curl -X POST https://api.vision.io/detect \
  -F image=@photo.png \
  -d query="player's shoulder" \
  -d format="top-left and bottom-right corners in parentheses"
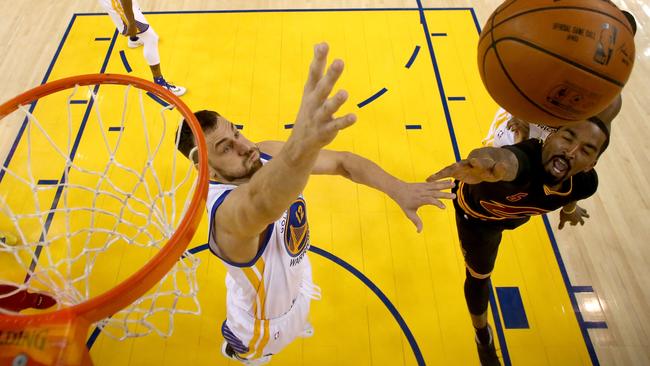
top-left (572, 169), bottom-right (599, 198)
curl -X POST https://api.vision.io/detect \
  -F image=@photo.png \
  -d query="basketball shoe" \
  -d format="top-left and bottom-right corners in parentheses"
top-left (221, 342), bottom-right (271, 365)
top-left (475, 324), bottom-right (501, 366)
top-left (154, 76), bottom-right (187, 97)
top-left (128, 36), bottom-right (144, 48)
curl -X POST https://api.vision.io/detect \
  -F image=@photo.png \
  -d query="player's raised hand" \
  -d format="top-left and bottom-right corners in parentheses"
top-left (427, 157), bottom-right (508, 184)
top-left (390, 179), bottom-right (456, 232)
top-left (290, 43), bottom-right (357, 151)
top-left (558, 204), bottom-right (590, 230)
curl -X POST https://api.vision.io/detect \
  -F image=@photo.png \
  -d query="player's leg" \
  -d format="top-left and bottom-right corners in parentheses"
top-left (455, 209), bottom-right (504, 366)
top-left (0, 284), bottom-right (56, 312)
top-left (126, 2), bottom-right (187, 96)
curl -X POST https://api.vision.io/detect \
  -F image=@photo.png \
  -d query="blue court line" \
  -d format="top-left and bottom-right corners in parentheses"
top-left (94, 37), bottom-right (111, 41)
top-left (584, 322), bottom-right (608, 329)
top-left (572, 286), bottom-right (595, 293)
top-left (24, 28), bottom-right (120, 279)
top-left (488, 286), bottom-right (512, 364)
top-left (86, 243), bottom-right (426, 365)
top-left (357, 88), bottom-right (388, 108)
top-left (86, 326), bottom-right (104, 348)
top-left (447, 96), bottom-right (466, 101)
top-left (430, 32), bottom-right (447, 36)
top-left (543, 215), bottom-right (600, 365)
top-left (405, 125), bottom-right (422, 130)
top-left (70, 100), bottom-right (89, 104)
top-left (405, 45), bottom-right (421, 68)
top-left (284, 124), bottom-right (294, 129)
top-left (415, 3), bottom-right (511, 364)
top-left (119, 50), bottom-right (132, 73)
top-left (37, 180), bottom-right (58, 185)
top-left (309, 245), bottom-right (425, 365)
top-left (108, 127), bottom-right (123, 132)
top-left (73, 8), bottom-right (476, 17)
top-left (496, 287), bottom-right (530, 329)
top-left (235, 124), bottom-right (244, 130)
top-left (0, 15), bottom-right (78, 184)
top-left (146, 92), bottom-right (170, 107)
top-left (469, 8), bottom-right (482, 35)
top-left (415, 1), bottom-right (461, 162)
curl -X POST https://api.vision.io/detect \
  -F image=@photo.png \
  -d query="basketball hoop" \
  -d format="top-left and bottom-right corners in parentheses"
top-left (0, 74), bottom-right (208, 365)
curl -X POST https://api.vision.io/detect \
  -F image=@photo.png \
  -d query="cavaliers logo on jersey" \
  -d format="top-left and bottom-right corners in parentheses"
top-left (480, 200), bottom-right (549, 219)
top-left (284, 198), bottom-right (310, 258)
top-left (506, 192), bottom-right (528, 202)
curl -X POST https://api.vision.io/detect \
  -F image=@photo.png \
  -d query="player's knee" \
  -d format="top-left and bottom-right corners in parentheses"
top-left (139, 27), bottom-right (159, 44)
top-left (464, 269), bottom-right (490, 315)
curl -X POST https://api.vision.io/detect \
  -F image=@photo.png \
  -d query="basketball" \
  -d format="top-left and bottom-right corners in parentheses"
top-left (477, 0), bottom-right (635, 127)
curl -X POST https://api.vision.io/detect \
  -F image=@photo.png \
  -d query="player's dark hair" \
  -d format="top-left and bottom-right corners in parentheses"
top-left (622, 10), bottom-right (637, 35)
top-left (586, 116), bottom-right (610, 157)
top-left (176, 110), bottom-right (221, 162)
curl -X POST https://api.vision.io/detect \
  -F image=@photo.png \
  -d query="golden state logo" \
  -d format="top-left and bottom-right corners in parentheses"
top-left (284, 198), bottom-right (310, 264)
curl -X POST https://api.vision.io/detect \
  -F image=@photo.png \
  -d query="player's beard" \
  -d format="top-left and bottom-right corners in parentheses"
top-left (542, 154), bottom-right (571, 186)
top-left (217, 148), bottom-right (263, 182)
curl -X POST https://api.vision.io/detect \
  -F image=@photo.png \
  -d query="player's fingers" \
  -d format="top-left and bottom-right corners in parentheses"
top-left (314, 59), bottom-right (344, 102)
top-left (558, 220), bottom-right (565, 230)
top-left (492, 161), bottom-right (507, 179)
top-left (427, 165), bottom-right (457, 182)
top-left (315, 90), bottom-right (348, 122)
top-left (325, 113), bottom-right (357, 132)
top-left (429, 191), bottom-right (456, 200)
top-left (425, 179), bottom-right (455, 190)
top-left (426, 197), bottom-right (446, 210)
top-left (304, 43), bottom-right (329, 92)
top-left (406, 211), bottom-right (423, 233)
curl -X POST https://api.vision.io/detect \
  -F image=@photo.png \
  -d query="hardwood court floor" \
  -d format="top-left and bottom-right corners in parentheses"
top-left (0, 1), bottom-right (648, 365)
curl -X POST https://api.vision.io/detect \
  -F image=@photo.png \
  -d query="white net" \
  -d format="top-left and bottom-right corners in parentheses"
top-left (0, 81), bottom-right (202, 340)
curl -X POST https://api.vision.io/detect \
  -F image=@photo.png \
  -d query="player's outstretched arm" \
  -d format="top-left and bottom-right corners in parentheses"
top-left (257, 143), bottom-right (456, 232)
top-left (215, 43), bottom-right (356, 262)
top-left (427, 147), bottom-right (519, 184)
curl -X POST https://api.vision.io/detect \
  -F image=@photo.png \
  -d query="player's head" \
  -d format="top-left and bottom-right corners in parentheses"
top-left (541, 118), bottom-right (609, 185)
top-left (177, 110), bottom-right (262, 182)
top-left (622, 10), bottom-right (637, 35)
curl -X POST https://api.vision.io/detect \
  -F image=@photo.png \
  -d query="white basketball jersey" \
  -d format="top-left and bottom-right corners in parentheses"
top-left (483, 107), bottom-right (557, 147)
top-left (207, 153), bottom-right (314, 320)
top-left (97, 0), bottom-right (148, 34)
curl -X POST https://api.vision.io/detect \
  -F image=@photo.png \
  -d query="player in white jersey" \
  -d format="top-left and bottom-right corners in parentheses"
top-left (97, 0), bottom-right (186, 96)
top-left (176, 43), bottom-right (456, 365)
top-left (482, 107), bottom-right (557, 147)
top-left (483, 94), bottom-right (622, 149)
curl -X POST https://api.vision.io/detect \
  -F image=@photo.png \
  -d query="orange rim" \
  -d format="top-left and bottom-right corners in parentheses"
top-left (0, 73), bottom-right (208, 327)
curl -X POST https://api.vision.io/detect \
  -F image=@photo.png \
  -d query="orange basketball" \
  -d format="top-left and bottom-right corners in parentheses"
top-left (477, 0), bottom-right (635, 127)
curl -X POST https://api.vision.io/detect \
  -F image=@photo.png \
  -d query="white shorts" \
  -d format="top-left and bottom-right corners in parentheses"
top-left (482, 108), bottom-right (515, 147)
top-left (222, 290), bottom-right (312, 360)
top-left (483, 108), bottom-right (556, 147)
top-left (98, 0), bottom-right (149, 35)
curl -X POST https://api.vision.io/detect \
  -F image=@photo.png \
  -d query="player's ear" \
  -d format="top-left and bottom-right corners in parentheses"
top-left (189, 146), bottom-right (199, 168)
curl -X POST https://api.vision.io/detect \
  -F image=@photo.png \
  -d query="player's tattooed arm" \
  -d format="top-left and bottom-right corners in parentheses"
top-left (427, 147), bottom-right (518, 184)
